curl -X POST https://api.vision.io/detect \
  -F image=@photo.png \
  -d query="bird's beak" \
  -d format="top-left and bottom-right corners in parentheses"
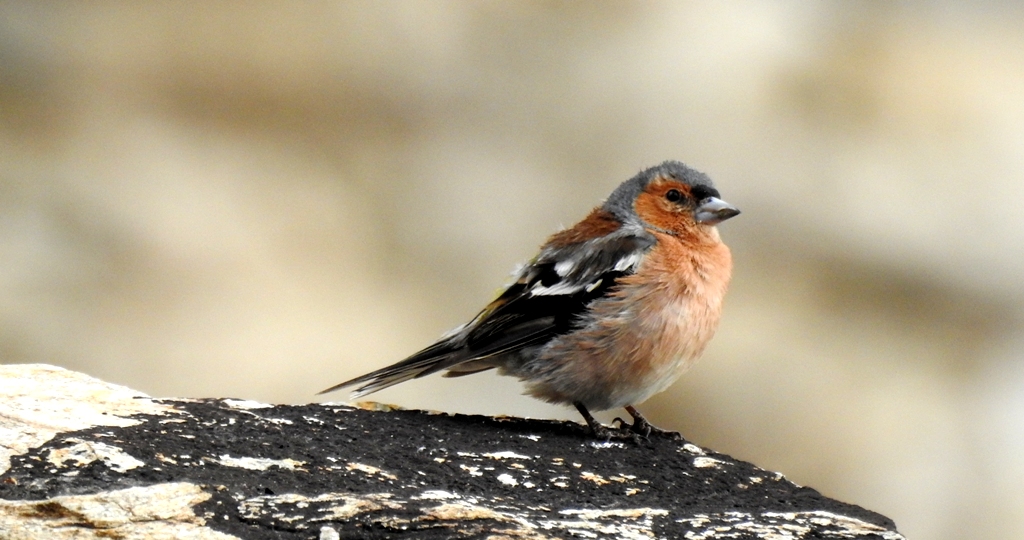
top-left (694, 197), bottom-right (740, 225)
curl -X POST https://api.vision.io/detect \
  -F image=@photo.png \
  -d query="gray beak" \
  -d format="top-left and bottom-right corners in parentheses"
top-left (694, 197), bottom-right (740, 225)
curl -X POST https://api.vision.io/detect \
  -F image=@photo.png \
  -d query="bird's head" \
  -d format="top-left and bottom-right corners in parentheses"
top-left (603, 161), bottom-right (740, 237)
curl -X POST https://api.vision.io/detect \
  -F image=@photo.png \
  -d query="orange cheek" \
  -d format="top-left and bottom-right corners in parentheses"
top-left (633, 192), bottom-right (690, 232)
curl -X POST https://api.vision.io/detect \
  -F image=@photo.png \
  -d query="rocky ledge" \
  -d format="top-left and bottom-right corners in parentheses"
top-left (0, 364), bottom-right (903, 539)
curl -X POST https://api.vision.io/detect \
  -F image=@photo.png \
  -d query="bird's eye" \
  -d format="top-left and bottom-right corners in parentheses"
top-left (665, 189), bottom-right (683, 203)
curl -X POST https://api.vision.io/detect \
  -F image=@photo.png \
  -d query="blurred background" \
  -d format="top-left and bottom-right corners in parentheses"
top-left (1, 1), bottom-right (1022, 538)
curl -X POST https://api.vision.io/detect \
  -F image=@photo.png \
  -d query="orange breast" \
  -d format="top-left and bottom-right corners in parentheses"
top-left (619, 230), bottom-right (732, 382)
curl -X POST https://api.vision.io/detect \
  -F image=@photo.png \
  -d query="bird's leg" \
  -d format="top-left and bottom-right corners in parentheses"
top-left (574, 402), bottom-right (616, 439)
top-left (574, 403), bottom-right (647, 442)
top-left (624, 405), bottom-right (681, 439)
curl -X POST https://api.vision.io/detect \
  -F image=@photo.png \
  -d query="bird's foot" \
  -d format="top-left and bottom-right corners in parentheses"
top-left (590, 422), bottom-right (647, 444)
top-left (624, 405), bottom-right (682, 440)
top-left (576, 403), bottom-right (644, 443)
top-left (608, 417), bottom-right (644, 441)
top-left (626, 415), bottom-right (681, 439)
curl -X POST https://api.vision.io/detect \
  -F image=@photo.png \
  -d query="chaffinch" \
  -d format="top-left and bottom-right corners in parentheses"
top-left (321, 161), bottom-right (740, 438)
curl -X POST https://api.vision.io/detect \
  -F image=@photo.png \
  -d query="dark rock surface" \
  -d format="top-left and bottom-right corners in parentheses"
top-left (0, 365), bottom-right (904, 539)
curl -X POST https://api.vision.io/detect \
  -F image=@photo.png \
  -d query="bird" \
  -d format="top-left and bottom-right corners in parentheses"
top-left (320, 160), bottom-right (740, 438)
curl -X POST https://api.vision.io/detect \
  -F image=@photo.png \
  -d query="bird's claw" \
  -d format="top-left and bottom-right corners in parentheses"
top-left (621, 406), bottom-right (683, 440)
top-left (588, 422), bottom-right (646, 444)
top-left (631, 417), bottom-right (682, 440)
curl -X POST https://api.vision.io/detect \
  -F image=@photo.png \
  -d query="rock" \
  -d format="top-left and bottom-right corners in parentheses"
top-left (0, 364), bottom-right (904, 539)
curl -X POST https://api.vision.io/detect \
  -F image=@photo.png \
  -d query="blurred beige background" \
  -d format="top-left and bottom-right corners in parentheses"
top-left (2, 2), bottom-right (1022, 538)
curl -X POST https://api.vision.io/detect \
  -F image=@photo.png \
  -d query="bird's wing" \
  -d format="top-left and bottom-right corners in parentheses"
top-left (462, 229), bottom-right (655, 353)
top-left (319, 226), bottom-right (656, 398)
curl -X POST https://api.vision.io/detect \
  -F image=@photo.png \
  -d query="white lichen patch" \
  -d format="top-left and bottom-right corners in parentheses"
top-left (678, 510), bottom-right (907, 540)
top-left (216, 454), bottom-right (305, 471)
top-left (417, 501), bottom-right (540, 536)
top-left (460, 464), bottom-right (483, 477)
top-left (224, 406), bottom-right (293, 426)
top-left (497, 473), bottom-right (518, 486)
top-left (539, 507), bottom-right (668, 539)
top-left (221, 399), bottom-right (272, 410)
top-left (420, 502), bottom-right (511, 523)
top-left (767, 511), bottom-right (906, 539)
top-left (239, 492), bottom-right (399, 525)
top-left (0, 364), bottom-right (180, 474)
top-left (414, 490), bottom-right (460, 501)
top-left (483, 451), bottom-right (532, 460)
top-left (680, 443), bottom-right (706, 455)
top-left (550, 476), bottom-right (570, 488)
top-left (346, 462), bottom-right (397, 480)
top-left (315, 494), bottom-right (399, 522)
top-left (588, 440), bottom-right (626, 449)
top-left (46, 439), bottom-right (145, 473)
top-left (156, 453), bottom-right (178, 465)
top-left (579, 472), bottom-right (610, 486)
top-left (561, 508), bottom-right (669, 520)
top-left (692, 456), bottom-right (728, 469)
top-left (0, 482), bottom-right (238, 539)
top-left (352, 401), bottom-right (402, 412)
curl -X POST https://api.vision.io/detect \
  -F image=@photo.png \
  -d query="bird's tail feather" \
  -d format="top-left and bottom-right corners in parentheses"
top-left (318, 340), bottom-right (462, 397)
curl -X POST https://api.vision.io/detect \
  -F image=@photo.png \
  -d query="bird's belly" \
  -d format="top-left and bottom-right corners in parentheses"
top-left (517, 286), bottom-right (721, 411)
top-left (600, 294), bottom-right (716, 409)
